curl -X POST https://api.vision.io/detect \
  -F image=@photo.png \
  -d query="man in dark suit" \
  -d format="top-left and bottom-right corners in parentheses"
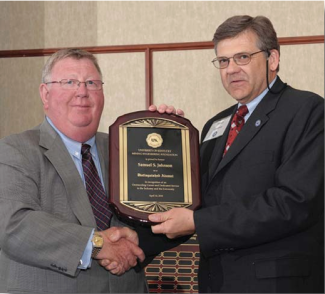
top-left (149, 15), bottom-right (324, 293)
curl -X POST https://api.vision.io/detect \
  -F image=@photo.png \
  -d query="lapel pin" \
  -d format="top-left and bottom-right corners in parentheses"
top-left (255, 120), bottom-right (261, 127)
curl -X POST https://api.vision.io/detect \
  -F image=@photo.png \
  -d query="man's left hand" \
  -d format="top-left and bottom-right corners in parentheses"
top-left (148, 104), bottom-right (184, 117)
top-left (148, 208), bottom-right (195, 239)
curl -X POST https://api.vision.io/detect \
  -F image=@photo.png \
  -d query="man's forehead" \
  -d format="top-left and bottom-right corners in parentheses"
top-left (216, 31), bottom-right (258, 55)
top-left (51, 58), bottom-right (99, 74)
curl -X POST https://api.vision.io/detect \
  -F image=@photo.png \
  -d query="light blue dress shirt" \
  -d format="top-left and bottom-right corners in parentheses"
top-left (46, 117), bottom-right (105, 269)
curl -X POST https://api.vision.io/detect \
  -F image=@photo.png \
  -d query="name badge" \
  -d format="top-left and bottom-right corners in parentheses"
top-left (203, 115), bottom-right (231, 142)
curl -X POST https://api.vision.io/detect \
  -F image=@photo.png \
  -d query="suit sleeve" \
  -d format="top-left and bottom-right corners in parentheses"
top-left (194, 94), bottom-right (324, 257)
top-left (136, 224), bottom-right (190, 268)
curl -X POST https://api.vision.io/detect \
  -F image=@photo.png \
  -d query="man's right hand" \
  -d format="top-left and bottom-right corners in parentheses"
top-left (95, 227), bottom-right (145, 275)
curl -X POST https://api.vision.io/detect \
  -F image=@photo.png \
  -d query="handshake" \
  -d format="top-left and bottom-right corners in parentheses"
top-left (93, 227), bottom-right (144, 276)
top-left (95, 206), bottom-right (196, 276)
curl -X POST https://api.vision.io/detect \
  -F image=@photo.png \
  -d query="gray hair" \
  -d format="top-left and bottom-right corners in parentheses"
top-left (42, 48), bottom-right (102, 83)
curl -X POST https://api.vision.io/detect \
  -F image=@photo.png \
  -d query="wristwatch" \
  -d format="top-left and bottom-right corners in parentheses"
top-left (91, 231), bottom-right (104, 258)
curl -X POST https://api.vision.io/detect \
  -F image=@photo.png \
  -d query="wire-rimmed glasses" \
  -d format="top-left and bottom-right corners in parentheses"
top-left (212, 50), bottom-right (266, 69)
top-left (45, 79), bottom-right (104, 90)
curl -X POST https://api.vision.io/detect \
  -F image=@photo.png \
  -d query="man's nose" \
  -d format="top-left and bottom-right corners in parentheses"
top-left (76, 82), bottom-right (89, 96)
top-left (226, 58), bottom-right (241, 73)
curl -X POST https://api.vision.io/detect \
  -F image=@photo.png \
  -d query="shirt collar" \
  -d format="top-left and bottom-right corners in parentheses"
top-left (239, 76), bottom-right (277, 113)
top-left (46, 117), bottom-right (96, 160)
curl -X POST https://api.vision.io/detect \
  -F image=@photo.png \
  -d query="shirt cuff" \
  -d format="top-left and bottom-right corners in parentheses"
top-left (78, 229), bottom-right (94, 269)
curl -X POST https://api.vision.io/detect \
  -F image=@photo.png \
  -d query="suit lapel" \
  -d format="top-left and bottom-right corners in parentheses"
top-left (39, 120), bottom-right (96, 227)
top-left (216, 111), bottom-right (270, 174)
top-left (209, 78), bottom-right (286, 182)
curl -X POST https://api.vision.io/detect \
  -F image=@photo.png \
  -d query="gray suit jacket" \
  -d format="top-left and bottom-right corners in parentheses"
top-left (0, 119), bottom-right (148, 293)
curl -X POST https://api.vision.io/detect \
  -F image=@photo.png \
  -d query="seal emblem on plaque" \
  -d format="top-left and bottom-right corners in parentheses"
top-left (146, 133), bottom-right (163, 148)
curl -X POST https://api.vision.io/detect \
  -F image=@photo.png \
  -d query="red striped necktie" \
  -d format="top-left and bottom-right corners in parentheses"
top-left (223, 105), bottom-right (249, 156)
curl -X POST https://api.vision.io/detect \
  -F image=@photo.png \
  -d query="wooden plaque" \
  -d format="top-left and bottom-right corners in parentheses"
top-left (109, 110), bottom-right (201, 225)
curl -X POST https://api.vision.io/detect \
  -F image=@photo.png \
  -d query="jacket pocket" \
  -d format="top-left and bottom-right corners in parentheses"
top-left (254, 256), bottom-right (310, 279)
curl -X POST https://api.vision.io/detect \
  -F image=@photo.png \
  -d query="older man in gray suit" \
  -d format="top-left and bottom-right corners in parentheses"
top-left (0, 48), bottom-right (184, 293)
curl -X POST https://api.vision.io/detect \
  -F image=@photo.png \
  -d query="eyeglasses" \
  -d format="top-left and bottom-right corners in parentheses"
top-left (212, 50), bottom-right (266, 69)
top-left (45, 79), bottom-right (104, 91)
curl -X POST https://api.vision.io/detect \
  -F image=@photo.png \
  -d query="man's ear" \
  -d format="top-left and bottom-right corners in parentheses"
top-left (267, 49), bottom-right (280, 72)
top-left (39, 83), bottom-right (49, 110)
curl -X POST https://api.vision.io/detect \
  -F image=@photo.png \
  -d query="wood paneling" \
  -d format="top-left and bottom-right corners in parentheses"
top-left (0, 35), bottom-right (323, 106)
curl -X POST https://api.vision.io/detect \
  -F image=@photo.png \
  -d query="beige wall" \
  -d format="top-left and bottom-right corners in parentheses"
top-left (0, 1), bottom-right (324, 138)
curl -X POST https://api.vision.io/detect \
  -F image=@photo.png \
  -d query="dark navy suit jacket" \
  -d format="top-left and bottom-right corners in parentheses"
top-left (194, 77), bottom-right (324, 293)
